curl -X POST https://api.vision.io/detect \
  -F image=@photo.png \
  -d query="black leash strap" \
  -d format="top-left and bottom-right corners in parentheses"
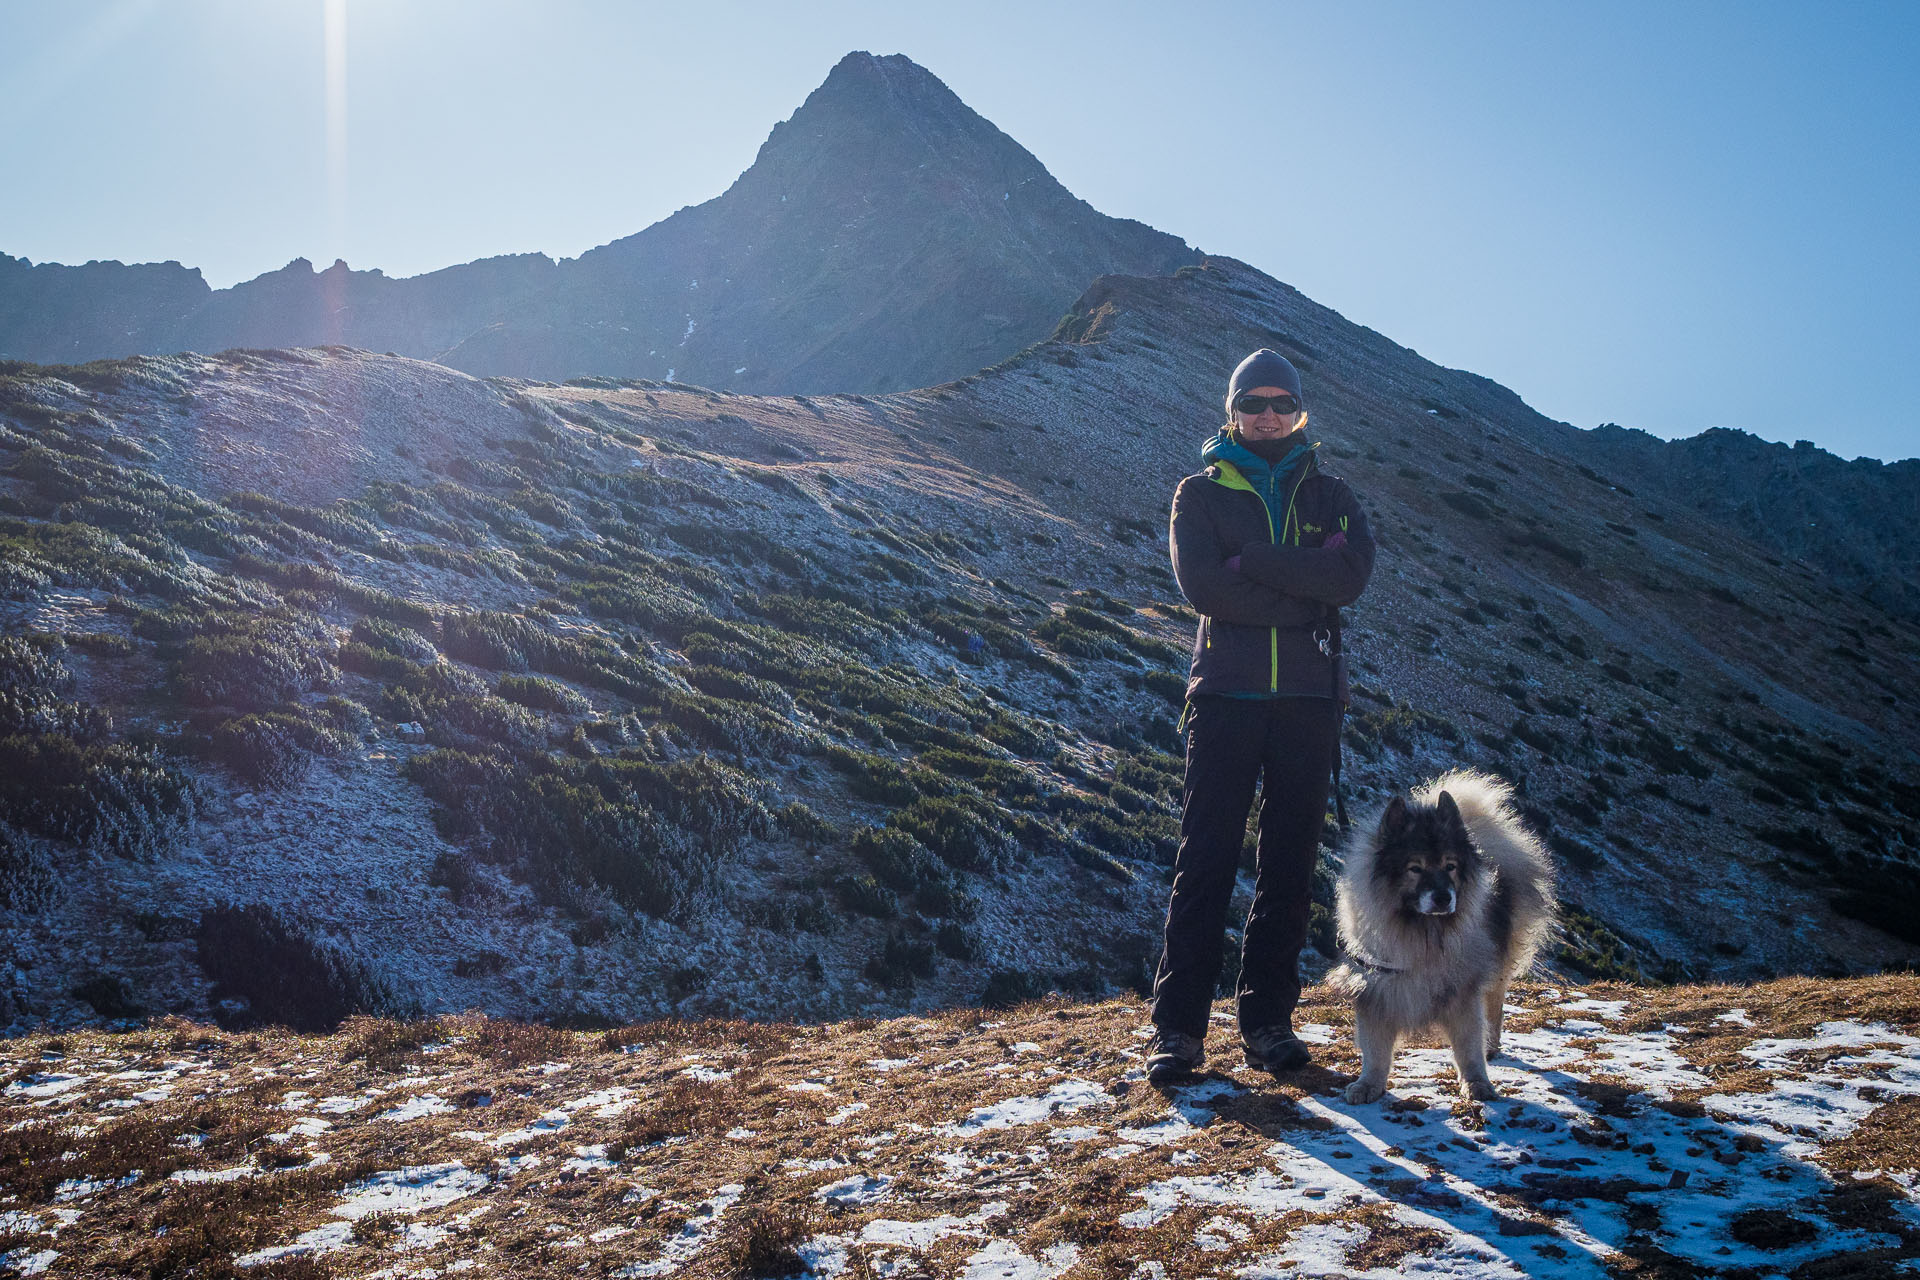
top-left (1333, 710), bottom-right (1348, 832)
top-left (1319, 625), bottom-right (1350, 833)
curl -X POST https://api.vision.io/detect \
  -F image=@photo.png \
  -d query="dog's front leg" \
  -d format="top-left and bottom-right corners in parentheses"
top-left (1447, 1003), bottom-right (1498, 1100)
top-left (1344, 1007), bottom-right (1397, 1104)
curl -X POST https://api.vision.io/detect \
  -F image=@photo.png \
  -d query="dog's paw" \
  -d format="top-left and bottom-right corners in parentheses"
top-left (1463, 1078), bottom-right (1500, 1101)
top-left (1484, 1039), bottom-right (1503, 1059)
top-left (1344, 1079), bottom-right (1387, 1105)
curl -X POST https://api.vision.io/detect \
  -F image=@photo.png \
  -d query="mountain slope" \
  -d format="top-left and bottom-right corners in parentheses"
top-left (1, 238), bottom-right (1918, 1037)
top-left (0, 52), bottom-right (1197, 395)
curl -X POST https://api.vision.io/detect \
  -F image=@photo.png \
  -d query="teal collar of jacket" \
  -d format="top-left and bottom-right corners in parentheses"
top-left (1200, 428), bottom-right (1318, 494)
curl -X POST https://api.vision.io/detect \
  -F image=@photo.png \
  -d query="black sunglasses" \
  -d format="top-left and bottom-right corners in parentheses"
top-left (1234, 394), bottom-right (1300, 417)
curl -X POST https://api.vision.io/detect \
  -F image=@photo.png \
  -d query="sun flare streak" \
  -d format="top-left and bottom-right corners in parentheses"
top-left (324, 0), bottom-right (349, 260)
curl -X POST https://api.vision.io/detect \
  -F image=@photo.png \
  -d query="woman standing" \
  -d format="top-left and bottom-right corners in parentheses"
top-left (1147, 349), bottom-right (1375, 1083)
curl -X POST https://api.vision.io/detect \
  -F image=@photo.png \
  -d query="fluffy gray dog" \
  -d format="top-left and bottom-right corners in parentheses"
top-left (1329, 770), bottom-right (1556, 1103)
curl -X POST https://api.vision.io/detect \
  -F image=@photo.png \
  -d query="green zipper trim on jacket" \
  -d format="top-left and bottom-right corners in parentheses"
top-left (1210, 459), bottom-right (1278, 691)
top-left (1211, 447), bottom-right (1319, 693)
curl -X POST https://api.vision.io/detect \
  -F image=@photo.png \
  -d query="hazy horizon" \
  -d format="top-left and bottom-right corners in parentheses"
top-left (3, 1), bottom-right (1915, 462)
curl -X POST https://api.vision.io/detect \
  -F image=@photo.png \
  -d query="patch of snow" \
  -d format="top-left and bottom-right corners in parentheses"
top-left (562, 1087), bottom-right (632, 1116)
top-left (235, 1220), bottom-right (354, 1267)
top-left (859, 1201), bottom-right (1008, 1250)
top-left (612, 1182), bottom-right (743, 1277)
top-left (376, 1095), bottom-right (453, 1122)
top-left (827, 1102), bottom-right (869, 1125)
top-left (561, 1145), bottom-right (616, 1175)
top-left (0, 1249), bottom-right (58, 1276)
top-left (1168, 1078), bottom-right (1244, 1124)
top-left (945, 1079), bottom-right (1112, 1134)
top-left (169, 1165), bottom-right (255, 1184)
top-left (1195, 1213), bottom-right (1251, 1251)
top-left (1715, 1008), bottom-right (1754, 1027)
top-left (395, 1221), bottom-right (449, 1252)
top-left (1117, 1114), bottom-right (1202, 1146)
top-left (54, 1172), bottom-right (137, 1201)
top-left (331, 1163), bottom-right (490, 1220)
top-left (268, 1117), bottom-right (332, 1142)
top-left (488, 1109), bottom-right (569, 1147)
top-left (817, 1174), bottom-right (892, 1206)
top-left (958, 1238), bottom-right (1079, 1279)
top-left (4, 1074), bottom-right (87, 1099)
top-left (1502, 1024), bottom-right (1711, 1097)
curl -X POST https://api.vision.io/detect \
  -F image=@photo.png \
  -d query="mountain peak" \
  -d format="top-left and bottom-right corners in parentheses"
top-left (747, 49), bottom-right (1039, 187)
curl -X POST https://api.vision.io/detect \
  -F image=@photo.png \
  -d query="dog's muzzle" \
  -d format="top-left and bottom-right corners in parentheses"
top-left (1417, 889), bottom-right (1456, 915)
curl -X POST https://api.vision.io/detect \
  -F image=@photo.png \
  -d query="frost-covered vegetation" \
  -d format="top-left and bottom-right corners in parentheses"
top-left (1, 347), bottom-right (1916, 1031)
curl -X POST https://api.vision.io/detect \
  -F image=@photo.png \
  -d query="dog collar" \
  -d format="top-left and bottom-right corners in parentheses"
top-left (1342, 947), bottom-right (1408, 975)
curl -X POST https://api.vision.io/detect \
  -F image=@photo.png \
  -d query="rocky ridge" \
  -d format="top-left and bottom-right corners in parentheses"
top-left (0, 52), bottom-right (1197, 395)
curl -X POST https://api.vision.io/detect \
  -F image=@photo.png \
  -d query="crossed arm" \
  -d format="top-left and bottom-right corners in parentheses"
top-left (1236, 480), bottom-right (1376, 607)
top-left (1168, 476), bottom-right (1376, 624)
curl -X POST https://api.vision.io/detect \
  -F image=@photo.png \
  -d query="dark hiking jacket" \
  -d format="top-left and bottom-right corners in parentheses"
top-left (1168, 429), bottom-right (1376, 700)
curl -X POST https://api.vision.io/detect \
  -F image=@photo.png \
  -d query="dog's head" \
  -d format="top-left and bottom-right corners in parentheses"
top-left (1372, 790), bottom-right (1479, 918)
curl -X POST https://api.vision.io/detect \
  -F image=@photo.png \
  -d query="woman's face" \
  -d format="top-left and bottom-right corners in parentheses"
top-left (1231, 384), bottom-right (1303, 441)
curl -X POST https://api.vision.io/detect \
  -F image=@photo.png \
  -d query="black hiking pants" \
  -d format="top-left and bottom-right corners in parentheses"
top-left (1151, 694), bottom-right (1340, 1040)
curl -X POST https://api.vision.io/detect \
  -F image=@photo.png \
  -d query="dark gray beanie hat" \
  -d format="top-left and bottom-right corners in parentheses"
top-left (1226, 348), bottom-right (1304, 415)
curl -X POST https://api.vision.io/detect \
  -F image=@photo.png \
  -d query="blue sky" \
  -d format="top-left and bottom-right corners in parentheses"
top-left (3, 1), bottom-right (1915, 461)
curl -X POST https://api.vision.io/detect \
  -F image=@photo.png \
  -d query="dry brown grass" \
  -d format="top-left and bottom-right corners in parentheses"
top-left (338, 1013), bottom-right (448, 1071)
top-left (715, 1193), bottom-right (817, 1278)
top-left (448, 1011), bottom-right (578, 1064)
top-left (1823, 1093), bottom-right (1920, 1175)
top-left (0, 976), bottom-right (1913, 1277)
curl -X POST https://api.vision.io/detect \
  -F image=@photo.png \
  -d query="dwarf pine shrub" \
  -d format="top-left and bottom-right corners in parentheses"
top-left (351, 616), bottom-right (438, 663)
top-left (865, 929), bottom-right (936, 989)
top-left (835, 873), bottom-right (900, 919)
top-left (0, 733), bottom-right (195, 860)
top-left (0, 819), bottom-right (55, 912)
top-left (177, 623), bottom-right (339, 712)
top-left (888, 794), bottom-right (1015, 873)
top-left (497, 674), bottom-right (591, 715)
top-left (193, 902), bottom-right (408, 1031)
top-left (209, 709), bottom-right (356, 788)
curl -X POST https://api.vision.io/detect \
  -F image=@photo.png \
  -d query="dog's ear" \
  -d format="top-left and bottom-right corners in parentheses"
top-left (1379, 796), bottom-right (1411, 840)
top-left (1435, 790), bottom-right (1474, 846)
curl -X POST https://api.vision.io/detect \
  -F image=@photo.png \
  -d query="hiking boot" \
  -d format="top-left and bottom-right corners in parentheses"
top-left (1144, 1029), bottom-right (1205, 1084)
top-left (1242, 1025), bottom-right (1311, 1074)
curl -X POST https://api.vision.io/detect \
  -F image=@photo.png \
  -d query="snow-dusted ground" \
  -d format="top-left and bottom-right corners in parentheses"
top-left (1, 980), bottom-right (1916, 1277)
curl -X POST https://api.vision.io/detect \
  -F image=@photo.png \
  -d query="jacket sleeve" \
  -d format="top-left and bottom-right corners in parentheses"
top-left (1235, 479), bottom-right (1376, 607)
top-left (1170, 476), bottom-right (1330, 629)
